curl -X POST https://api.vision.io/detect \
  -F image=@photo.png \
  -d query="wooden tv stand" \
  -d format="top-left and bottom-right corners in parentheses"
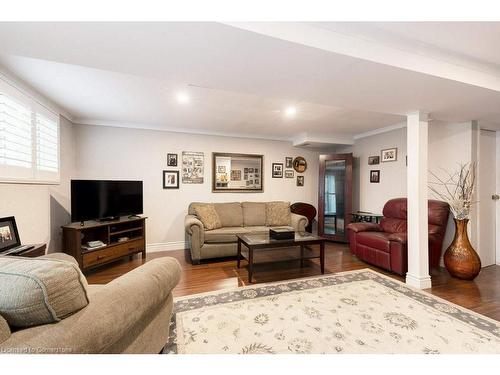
top-left (62, 216), bottom-right (146, 272)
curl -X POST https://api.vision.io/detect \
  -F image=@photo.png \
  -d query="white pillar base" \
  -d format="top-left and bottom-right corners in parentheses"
top-left (405, 273), bottom-right (432, 289)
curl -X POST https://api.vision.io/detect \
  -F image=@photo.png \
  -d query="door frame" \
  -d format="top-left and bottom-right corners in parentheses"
top-left (318, 153), bottom-right (353, 242)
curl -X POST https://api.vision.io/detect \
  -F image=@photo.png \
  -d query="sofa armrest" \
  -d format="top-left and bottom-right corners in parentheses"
top-left (39, 252), bottom-right (78, 266)
top-left (346, 222), bottom-right (381, 233)
top-left (0, 257), bottom-right (181, 353)
top-left (388, 232), bottom-right (408, 244)
top-left (185, 215), bottom-right (203, 236)
top-left (185, 215), bottom-right (205, 244)
top-left (185, 215), bottom-right (204, 264)
top-left (291, 213), bottom-right (308, 232)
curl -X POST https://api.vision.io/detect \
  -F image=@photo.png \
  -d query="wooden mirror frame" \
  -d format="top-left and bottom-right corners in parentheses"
top-left (212, 153), bottom-right (264, 193)
top-left (293, 156), bottom-right (307, 173)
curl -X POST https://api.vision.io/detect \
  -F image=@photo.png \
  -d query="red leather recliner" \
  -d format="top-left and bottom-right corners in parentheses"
top-left (346, 198), bottom-right (449, 275)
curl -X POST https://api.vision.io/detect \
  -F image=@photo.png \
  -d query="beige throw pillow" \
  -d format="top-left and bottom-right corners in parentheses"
top-left (0, 314), bottom-right (10, 344)
top-left (0, 256), bottom-right (89, 328)
top-left (266, 201), bottom-right (292, 226)
top-left (194, 204), bottom-right (222, 230)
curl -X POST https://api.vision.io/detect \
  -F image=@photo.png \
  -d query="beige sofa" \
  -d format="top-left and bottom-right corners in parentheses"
top-left (0, 253), bottom-right (180, 354)
top-left (185, 201), bottom-right (308, 264)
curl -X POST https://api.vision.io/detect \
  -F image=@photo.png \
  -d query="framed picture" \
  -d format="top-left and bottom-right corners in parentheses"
top-left (0, 216), bottom-right (21, 253)
top-left (370, 170), bottom-right (380, 183)
top-left (368, 156), bottom-right (380, 165)
top-left (212, 153), bottom-right (263, 192)
top-left (182, 151), bottom-right (204, 184)
top-left (167, 153), bottom-right (178, 167)
top-left (272, 163), bottom-right (283, 178)
top-left (163, 170), bottom-right (179, 189)
top-left (296, 175), bottom-right (304, 187)
top-left (285, 157), bottom-right (293, 168)
top-left (293, 156), bottom-right (307, 173)
top-left (285, 170), bottom-right (294, 178)
top-left (231, 170), bottom-right (241, 181)
top-left (381, 148), bottom-right (397, 162)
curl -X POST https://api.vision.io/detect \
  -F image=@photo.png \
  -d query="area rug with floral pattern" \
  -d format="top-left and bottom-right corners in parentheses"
top-left (163, 269), bottom-right (500, 354)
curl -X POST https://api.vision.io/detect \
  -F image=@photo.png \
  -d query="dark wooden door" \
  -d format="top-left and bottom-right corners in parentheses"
top-left (318, 153), bottom-right (353, 242)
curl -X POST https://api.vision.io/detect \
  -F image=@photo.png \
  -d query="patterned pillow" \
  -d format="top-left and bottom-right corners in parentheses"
top-left (0, 314), bottom-right (10, 344)
top-left (266, 202), bottom-right (292, 227)
top-left (0, 256), bottom-right (89, 327)
top-left (194, 204), bottom-right (222, 230)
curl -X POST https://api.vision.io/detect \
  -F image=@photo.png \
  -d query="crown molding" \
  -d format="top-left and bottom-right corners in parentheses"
top-left (72, 117), bottom-right (298, 143)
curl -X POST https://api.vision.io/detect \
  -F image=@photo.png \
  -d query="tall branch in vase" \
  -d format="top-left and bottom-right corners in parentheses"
top-left (428, 162), bottom-right (481, 280)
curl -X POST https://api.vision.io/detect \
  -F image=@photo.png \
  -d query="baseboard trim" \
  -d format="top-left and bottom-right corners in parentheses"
top-left (405, 273), bottom-right (432, 289)
top-left (147, 241), bottom-right (187, 252)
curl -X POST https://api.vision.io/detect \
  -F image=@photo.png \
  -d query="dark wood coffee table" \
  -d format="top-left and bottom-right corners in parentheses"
top-left (236, 232), bottom-right (326, 283)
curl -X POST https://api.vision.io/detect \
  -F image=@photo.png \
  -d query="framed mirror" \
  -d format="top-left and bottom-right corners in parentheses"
top-left (212, 153), bottom-right (264, 192)
top-left (293, 156), bottom-right (307, 173)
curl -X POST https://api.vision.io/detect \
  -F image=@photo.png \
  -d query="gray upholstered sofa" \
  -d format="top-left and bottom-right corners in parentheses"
top-left (184, 201), bottom-right (308, 264)
top-left (0, 253), bottom-right (180, 354)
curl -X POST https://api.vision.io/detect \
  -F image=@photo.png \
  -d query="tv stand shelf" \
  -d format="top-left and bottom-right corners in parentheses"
top-left (62, 216), bottom-right (147, 272)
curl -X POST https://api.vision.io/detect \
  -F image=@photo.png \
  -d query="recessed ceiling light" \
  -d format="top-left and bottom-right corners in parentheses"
top-left (284, 106), bottom-right (297, 118)
top-left (176, 92), bottom-right (190, 104)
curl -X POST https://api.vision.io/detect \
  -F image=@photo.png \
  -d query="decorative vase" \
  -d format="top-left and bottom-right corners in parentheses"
top-left (444, 218), bottom-right (481, 280)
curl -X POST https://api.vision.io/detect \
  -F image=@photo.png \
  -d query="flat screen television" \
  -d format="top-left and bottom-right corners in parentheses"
top-left (71, 180), bottom-right (143, 222)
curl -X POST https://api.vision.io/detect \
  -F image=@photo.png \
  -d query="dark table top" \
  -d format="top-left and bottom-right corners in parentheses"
top-left (237, 232), bottom-right (325, 247)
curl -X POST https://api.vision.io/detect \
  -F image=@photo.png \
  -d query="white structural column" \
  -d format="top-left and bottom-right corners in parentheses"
top-left (406, 111), bottom-right (431, 289)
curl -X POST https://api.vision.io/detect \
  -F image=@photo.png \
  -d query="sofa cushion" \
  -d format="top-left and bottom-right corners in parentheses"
top-left (265, 201), bottom-right (291, 226)
top-left (193, 204), bottom-right (222, 230)
top-left (0, 256), bottom-right (89, 328)
top-left (242, 202), bottom-right (267, 226)
top-left (0, 314), bottom-right (10, 344)
top-left (205, 227), bottom-right (248, 243)
top-left (214, 202), bottom-right (243, 227)
top-left (380, 218), bottom-right (407, 234)
top-left (356, 231), bottom-right (391, 253)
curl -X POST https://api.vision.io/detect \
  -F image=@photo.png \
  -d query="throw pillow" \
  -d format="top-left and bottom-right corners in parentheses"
top-left (266, 201), bottom-right (292, 226)
top-left (0, 314), bottom-right (10, 344)
top-left (194, 204), bottom-right (222, 230)
top-left (0, 256), bottom-right (89, 328)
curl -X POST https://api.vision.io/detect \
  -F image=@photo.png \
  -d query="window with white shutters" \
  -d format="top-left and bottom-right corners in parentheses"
top-left (0, 77), bottom-right (60, 183)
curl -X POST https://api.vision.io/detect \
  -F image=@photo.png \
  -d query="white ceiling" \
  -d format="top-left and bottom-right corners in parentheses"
top-left (0, 22), bottom-right (499, 142)
top-left (369, 22), bottom-right (500, 68)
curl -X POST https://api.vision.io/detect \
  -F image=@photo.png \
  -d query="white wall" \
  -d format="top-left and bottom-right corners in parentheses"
top-left (428, 121), bottom-right (477, 251)
top-left (0, 116), bottom-right (76, 252)
top-left (74, 124), bottom-right (320, 249)
top-left (338, 126), bottom-right (407, 214)
top-left (341, 121), bottom-right (482, 262)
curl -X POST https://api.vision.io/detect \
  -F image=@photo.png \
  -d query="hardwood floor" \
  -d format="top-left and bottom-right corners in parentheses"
top-left (86, 242), bottom-right (500, 321)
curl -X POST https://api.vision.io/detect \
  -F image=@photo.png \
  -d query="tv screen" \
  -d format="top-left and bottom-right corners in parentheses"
top-left (71, 180), bottom-right (143, 222)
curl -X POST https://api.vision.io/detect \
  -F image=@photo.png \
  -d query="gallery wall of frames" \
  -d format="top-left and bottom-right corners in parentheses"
top-left (163, 152), bottom-right (308, 191)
